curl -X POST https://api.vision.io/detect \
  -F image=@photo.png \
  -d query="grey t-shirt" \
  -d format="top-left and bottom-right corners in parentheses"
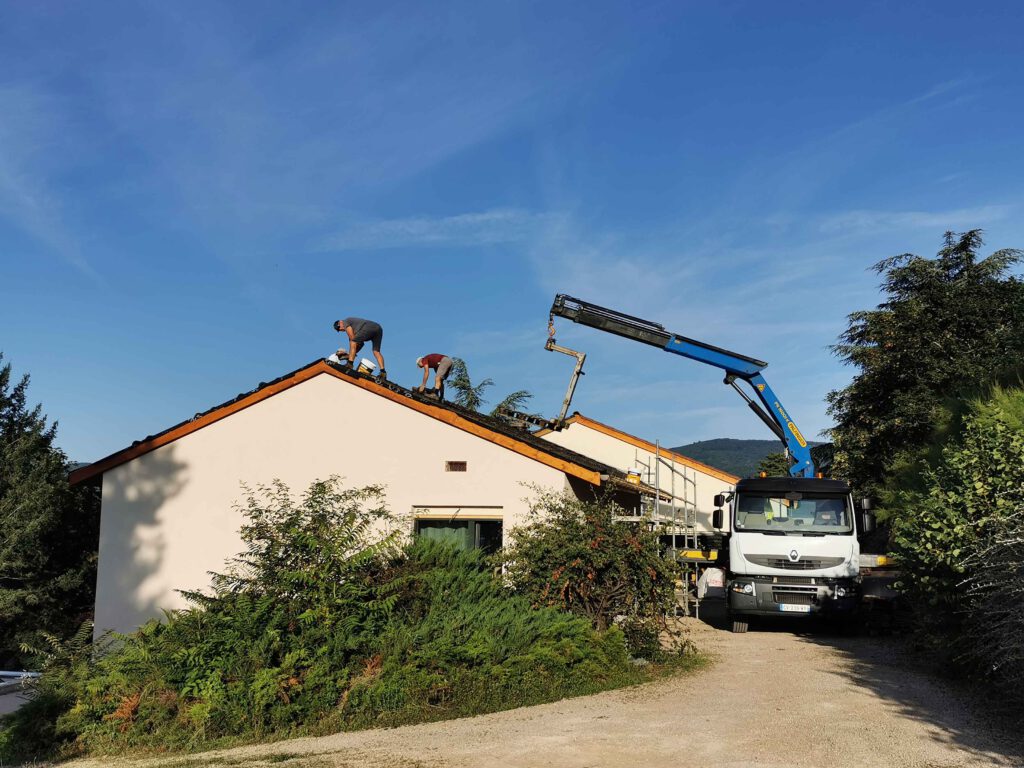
top-left (344, 317), bottom-right (381, 342)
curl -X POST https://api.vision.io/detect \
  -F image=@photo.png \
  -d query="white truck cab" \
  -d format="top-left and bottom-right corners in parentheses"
top-left (713, 476), bottom-right (875, 633)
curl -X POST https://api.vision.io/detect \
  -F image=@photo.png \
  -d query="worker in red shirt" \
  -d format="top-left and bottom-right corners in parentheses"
top-left (416, 354), bottom-right (453, 400)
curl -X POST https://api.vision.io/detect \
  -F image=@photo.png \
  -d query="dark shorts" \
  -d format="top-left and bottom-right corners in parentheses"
top-left (354, 324), bottom-right (383, 352)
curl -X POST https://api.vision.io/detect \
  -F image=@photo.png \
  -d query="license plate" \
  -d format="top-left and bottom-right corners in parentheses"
top-left (779, 604), bottom-right (812, 613)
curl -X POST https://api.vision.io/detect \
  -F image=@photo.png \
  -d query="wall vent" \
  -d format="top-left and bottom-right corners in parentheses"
top-left (445, 461), bottom-right (468, 472)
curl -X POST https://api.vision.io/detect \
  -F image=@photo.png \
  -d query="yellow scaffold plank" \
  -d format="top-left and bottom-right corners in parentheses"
top-left (677, 549), bottom-right (718, 562)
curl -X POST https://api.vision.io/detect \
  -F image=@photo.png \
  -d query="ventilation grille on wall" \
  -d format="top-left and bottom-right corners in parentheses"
top-left (445, 461), bottom-right (468, 472)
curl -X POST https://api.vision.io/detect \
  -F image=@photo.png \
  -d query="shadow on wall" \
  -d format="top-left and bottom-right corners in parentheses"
top-left (95, 445), bottom-right (188, 637)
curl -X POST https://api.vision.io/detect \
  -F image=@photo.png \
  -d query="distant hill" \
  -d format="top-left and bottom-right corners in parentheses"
top-left (672, 438), bottom-right (823, 478)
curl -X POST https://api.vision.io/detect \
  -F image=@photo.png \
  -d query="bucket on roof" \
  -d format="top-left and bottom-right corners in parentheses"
top-left (357, 358), bottom-right (377, 374)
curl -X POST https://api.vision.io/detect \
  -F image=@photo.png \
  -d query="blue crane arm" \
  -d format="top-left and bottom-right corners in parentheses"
top-left (549, 294), bottom-right (815, 477)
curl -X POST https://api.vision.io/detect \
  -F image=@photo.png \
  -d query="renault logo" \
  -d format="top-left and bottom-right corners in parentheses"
top-left (788, 550), bottom-right (800, 562)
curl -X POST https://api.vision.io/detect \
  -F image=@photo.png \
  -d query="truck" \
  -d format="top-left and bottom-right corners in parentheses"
top-left (548, 294), bottom-right (877, 632)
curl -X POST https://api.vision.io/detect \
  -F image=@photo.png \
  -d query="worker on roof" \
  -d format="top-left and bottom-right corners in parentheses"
top-left (416, 353), bottom-right (453, 400)
top-left (328, 317), bottom-right (386, 379)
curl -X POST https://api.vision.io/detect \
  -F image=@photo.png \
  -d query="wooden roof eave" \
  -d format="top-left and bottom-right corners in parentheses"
top-left (68, 363), bottom-right (603, 488)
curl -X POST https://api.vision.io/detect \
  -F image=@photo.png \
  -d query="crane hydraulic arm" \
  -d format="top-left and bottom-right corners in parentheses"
top-left (549, 294), bottom-right (815, 477)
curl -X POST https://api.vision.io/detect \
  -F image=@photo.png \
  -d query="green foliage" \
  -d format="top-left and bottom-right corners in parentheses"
top-left (501, 490), bottom-right (680, 655)
top-left (827, 230), bottom-right (1024, 496)
top-left (447, 357), bottom-right (493, 411)
top-left (490, 389), bottom-right (532, 417)
top-left (755, 452), bottom-right (790, 477)
top-left (0, 352), bottom-right (100, 666)
top-left (447, 358), bottom-right (534, 419)
top-left (889, 384), bottom-right (1024, 702)
top-left (2, 479), bottom-right (643, 761)
top-left (0, 622), bottom-right (96, 761)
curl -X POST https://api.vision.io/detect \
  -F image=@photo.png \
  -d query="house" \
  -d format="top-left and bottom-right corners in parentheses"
top-left (70, 360), bottom-right (650, 636)
top-left (536, 413), bottom-right (740, 539)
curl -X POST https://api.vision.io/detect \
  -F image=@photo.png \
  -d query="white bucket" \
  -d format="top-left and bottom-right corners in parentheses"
top-left (357, 358), bottom-right (377, 374)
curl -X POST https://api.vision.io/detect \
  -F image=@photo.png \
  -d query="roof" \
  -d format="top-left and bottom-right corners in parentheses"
top-left (69, 360), bottom-right (638, 489)
top-left (536, 413), bottom-right (740, 484)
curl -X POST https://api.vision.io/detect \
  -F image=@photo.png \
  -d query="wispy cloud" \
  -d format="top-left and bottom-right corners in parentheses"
top-left (818, 204), bottom-right (1012, 234)
top-left (0, 85), bottom-right (100, 281)
top-left (318, 209), bottom-right (561, 251)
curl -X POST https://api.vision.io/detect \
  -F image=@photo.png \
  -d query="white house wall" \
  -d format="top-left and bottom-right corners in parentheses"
top-left (95, 373), bottom-right (572, 636)
top-left (540, 422), bottom-right (735, 532)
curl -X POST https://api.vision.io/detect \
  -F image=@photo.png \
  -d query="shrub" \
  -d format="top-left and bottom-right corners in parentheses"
top-left (501, 489), bottom-right (681, 655)
top-left (1, 479), bottom-right (642, 761)
top-left (890, 385), bottom-right (1024, 701)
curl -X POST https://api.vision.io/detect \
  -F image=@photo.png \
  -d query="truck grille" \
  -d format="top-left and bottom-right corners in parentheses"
top-left (746, 555), bottom-right (846, 570)
top-left (772, 591), bottom-right (817, 606)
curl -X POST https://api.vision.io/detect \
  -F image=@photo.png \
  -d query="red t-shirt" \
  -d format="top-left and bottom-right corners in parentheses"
top-left (422, 353), bottom-right (446, 369)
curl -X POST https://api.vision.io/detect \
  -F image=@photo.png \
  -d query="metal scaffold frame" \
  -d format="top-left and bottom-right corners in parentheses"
top-left (626, 442), bottom-right (704, 618)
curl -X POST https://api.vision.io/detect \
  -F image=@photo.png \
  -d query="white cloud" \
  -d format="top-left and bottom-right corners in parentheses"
top-left (0, 85), bottom-right (100, 281)
top-left (318, 209), bottom-right (561, 251)
top-left (818, 205), bottom-right (1012, 235)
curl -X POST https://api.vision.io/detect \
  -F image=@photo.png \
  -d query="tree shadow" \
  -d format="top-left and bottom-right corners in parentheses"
top-left (91, 445), bottom-right (188, 638)
top-left (695, 599), bottom-right (1024, 763)
top-left (797, 629), bottom-right (1024, 764)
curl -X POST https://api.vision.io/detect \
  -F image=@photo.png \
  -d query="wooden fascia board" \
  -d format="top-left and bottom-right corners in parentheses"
top-left (69, 363), bottom-right (602, 487)
top-left (571, 415), bottom-right (740, 484)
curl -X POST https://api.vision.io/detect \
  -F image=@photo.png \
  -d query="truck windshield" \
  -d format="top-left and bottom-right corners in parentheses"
top-left (734, 493), bottom-right (853, 534)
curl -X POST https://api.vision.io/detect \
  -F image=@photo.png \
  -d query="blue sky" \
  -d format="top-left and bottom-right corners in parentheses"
top-left (3, 1), bottom-right (1024, 462)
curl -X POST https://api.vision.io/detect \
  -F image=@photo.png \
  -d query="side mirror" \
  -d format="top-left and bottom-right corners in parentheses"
top-left (712, 508), bottom-right (723, 530)
top-left (860, 497), bottom-right (873, 511)
top-left (714, 493), bottom-right (726, 508)
top-left (860, 511), bottom-right (876, 535)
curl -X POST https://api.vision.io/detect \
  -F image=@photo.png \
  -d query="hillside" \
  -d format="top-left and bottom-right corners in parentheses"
top-left (672, 438), bottom-right (822, 478)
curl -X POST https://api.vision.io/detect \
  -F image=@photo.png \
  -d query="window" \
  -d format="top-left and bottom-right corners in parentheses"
top-left (734, 493), bottom-right (853, 534)
top-left (445, 461), bottom-right (468, 472)
top-left (415, 519), bottom-right (503, 554)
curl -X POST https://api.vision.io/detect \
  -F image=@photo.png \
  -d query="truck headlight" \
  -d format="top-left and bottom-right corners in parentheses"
top-left (835, 586), bottom-right (847, 598)
top-left (731, 582), bottom-right (754, 595)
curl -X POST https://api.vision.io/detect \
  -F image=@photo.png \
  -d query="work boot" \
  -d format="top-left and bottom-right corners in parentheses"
top-left (377, 369), bottom-right (387, 381)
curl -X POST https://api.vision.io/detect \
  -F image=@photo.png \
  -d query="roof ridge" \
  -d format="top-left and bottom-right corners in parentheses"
top-left (68, 360), bottom-right (622, 487)
top-left (554, 413), bottom-right (740, 483)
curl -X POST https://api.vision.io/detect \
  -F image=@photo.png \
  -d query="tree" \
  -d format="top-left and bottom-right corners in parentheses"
top-left (888, 384), bottom-right (1024, 704)
top-left (0, 353), bottom-right (100, 666)
top-left (502, 489), bottom-right (679, 655)
top-left (756, 452), bottom-right (789, 477)
top-left (490, 390), bottom-right (532, 418)
top-left (447, 358), bottom-right (493, 411)
top-left (446, 358), bottom-right (535, 419)
top-left (826, 230), bottom-right (1024, 495)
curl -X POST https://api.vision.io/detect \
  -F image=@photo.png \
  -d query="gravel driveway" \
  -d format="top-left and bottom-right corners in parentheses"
top-left (68, 601), bottom-right (1024, 768)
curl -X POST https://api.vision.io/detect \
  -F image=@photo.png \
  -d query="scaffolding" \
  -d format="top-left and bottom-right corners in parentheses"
top-left (629, 441), bottom-right (712, 618)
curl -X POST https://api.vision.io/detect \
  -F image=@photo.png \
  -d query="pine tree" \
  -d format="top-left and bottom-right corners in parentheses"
top-left (827, 230), bottom-right (1024, 494)
top-left (0, 353), bottom-right (100, 666)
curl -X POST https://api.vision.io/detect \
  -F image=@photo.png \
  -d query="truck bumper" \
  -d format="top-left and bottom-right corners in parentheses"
top-left (727, 575), bottom-right (860, 618)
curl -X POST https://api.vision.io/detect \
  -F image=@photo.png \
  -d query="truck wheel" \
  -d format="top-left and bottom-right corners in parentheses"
top-left (731, 619), bottom-right (749, 633)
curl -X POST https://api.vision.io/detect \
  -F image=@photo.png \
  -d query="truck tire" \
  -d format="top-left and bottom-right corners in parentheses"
top-left (731, 619), bottom-right (749, 633)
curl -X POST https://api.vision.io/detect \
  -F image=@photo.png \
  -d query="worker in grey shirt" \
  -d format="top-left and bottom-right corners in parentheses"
top-left (328, 317), bottom-right (386, 379)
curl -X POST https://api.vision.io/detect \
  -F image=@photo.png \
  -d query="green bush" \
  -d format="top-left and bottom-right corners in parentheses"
top-left (889, 385), bottom-right (1024, 698)
top-left (1, 479), bottom-right (644, 761)
top-left (501, 489), bottom-right (682, 656)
